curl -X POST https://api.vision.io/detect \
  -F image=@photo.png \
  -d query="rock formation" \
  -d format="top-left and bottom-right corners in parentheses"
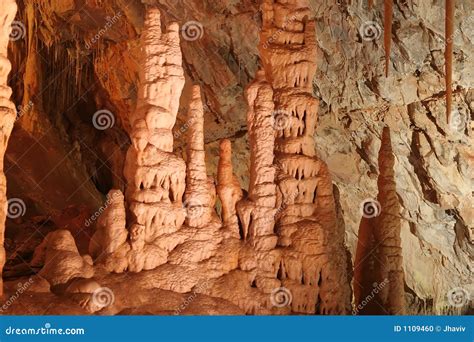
top-left (31, 230), bottom-right (94, 287)
top-left (0, 0), bottom-right (471, 316)
top-left (236, 69), bottom-right (280, 296)
top-left (354, 127), bottom-right (405, 315)
top-left (184, 85), bottom-right (216, 228)
top-left (237, 70), bottom-right (277, 245)
top-left (259, 0), bottom-right (351, 314)
top-left (123, 7), bottom-right (186, 272)
top-left (384, 0), bottom-right (393, 77)
top-left (0, 0), bottom-right (17, 297)
top-left (216, 139), bottom-right (242, 238)
top-left (88, 189), bottom-right (129, 273)
top-left (445, 0), bottom-right (454, 122)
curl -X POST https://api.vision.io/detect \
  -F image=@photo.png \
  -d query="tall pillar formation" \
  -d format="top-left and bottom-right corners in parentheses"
top-left (237, 70), bottom-right (277, 247)
top-left (123, 7), bottom-right (186, 272)
top-left (237, 70), bottom-right (280, 294)
top-left (354, 127), bottom-right (405, 314)
top-left (184, 85), bottom-right (215, 228)
top-left (259, 0), bottom-right (351, 313)
top-left (0, 0), bottom-right (18, 296)
top-left (217, 139), bottom-right (242, 238)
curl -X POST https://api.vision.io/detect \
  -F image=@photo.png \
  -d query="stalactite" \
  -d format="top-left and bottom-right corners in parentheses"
top-left (369, 0), bottom-right (374, 10)
top-left (445, 0), bottom-right (454, 123)
top-left (384, 0), bottom-right (393, 77)
top-left (0, 0), bottom-right (18, 297)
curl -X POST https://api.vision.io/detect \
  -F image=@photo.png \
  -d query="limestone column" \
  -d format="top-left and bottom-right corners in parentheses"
top-left (123, 7), bottom-right (186, 272)
top-left (184, 85), bottom-right (215, 228)
top-left (217, 139), bottom-right (242, 238)
top-left (259, 0), bottom-right (351, 314)
top-left (354, 127), bottom-right (405, 315)
top-left (236, 70), bottom-right (281, 297)
top-left (373, 127), bottom-right (405, 314)
top-left (0, 0), bottom-right (18, 296)
top-left (237, 70), bottom-right (277, 248)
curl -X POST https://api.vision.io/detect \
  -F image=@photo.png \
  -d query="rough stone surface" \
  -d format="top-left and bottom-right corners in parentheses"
top-left (0, 0), bottom-right (472, 315)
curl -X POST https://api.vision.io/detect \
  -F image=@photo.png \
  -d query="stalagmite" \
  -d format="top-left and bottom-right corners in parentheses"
top-left (217, 139), bottom-right (242, 238)
top-left (354, 127), bottom-right (405, 314)
top-left (384, 0), bottom-right (393, 77)
top-left (31, 230), bottom-right (94, 287)
top-left (123, 6), bottom-right (186, 272)
top-left (184, 85), bottom-right (216, 228)
top-left (0, 0), bottom-right (18, 297)
top-left (237, 70), bottom-right (277, 245)
top-left (445, 0), bottom-right (454, 123)
top-left (88, 190), bottom-right (129, 273)
top-left (260, 0), bottom-right (351, 314)
top-left (373, 127), bottom-right (405, 314)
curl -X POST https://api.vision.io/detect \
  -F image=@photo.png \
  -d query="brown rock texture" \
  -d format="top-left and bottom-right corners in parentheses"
top-left (260, 0), bottom-right (351, 314)
top-left (123, 7), bottom-right (186, 273)
top-left (354, 127), bottom-right (405, 315)
top-left (31, 230), bottom-right (94, 287)
top-left (0, 0), bottom-right (471, 316)
top-left (217, 139), bottom-right (243, 238)
top-left (0, 0), bottom-right (17, 297)
top-left (184, 85), bottom-right (217, 228)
